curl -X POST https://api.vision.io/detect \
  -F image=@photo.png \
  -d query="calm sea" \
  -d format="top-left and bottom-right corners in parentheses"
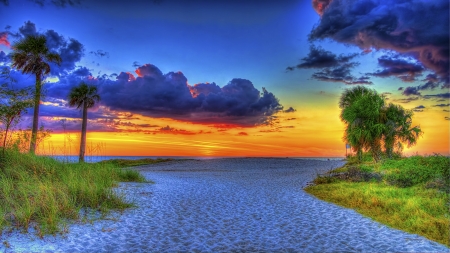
top-left (48, 156), bottom-right (345, 163)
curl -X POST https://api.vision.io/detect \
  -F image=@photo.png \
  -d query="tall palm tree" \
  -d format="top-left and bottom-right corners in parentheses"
top-left (11, 35), bottom-right (61, 154)
top-left (383, 103), bottom-right (422, 158)
top-left (68, 82), bottom-right (100, 163)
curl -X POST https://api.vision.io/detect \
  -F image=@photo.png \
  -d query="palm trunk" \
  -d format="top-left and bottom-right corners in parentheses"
top-left (79, 102), bottom-right (88, 163)
top-left (29, 77), bottom-right (41, 154)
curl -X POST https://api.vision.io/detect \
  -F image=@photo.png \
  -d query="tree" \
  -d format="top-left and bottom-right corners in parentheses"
top-left (68, 82), bottom-right (100, 162)
top-left (339, 86), bottom-right (378, 161)
top-left (0, 70), bottom-right (33, 154)
top-left (340, 86), bottom-right (422, 162)
top-left (341, 89), bottom-right (386, 162)
top-left (383, 103), bottom-right (422, 158)
top-left (11, 35), bottom-right (62, 154)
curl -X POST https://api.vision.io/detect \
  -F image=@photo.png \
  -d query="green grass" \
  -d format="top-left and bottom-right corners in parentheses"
top-left (305, 154), bottom-right (450, 247)
top-left (0, 149), bottom-right (159, 236)
top-left (99, 158), bottom-right (173, 168)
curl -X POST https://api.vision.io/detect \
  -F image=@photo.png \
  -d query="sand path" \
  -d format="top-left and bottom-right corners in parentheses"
top-left (1, 159), bottom-right (448, 252)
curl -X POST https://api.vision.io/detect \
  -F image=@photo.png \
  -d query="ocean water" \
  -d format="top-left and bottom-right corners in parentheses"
top-left (48, 155), bottom-right (345, 163)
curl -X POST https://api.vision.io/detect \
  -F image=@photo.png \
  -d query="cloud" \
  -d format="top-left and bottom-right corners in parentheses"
top-left (18, 21), bottom-right (37, 37)
top-left (28, 0), bottom-right (82, 7)
top-left (238, 132), bottom-right (248, 136)
top-left (310, 0), bottom-right (449, 85)
top-left (445, 116), bottom-right (450, 120)
top-left (10, 22), bottom-right (85, 77)
top-left (0, 32), bottom-right (10, 47)
top-left (369, 54), bottom-right (424, 82)
top-left (287, 45), bottom-right (371, 85)
top-left (284, 107), bottom-right (296, 113)
top-left (432, 103), bottom-right (450, 107)
top-left (394, 96), bottom-right (420, 103)
top-left (423, 93), bottom-right (450, 100)
top-left (0, 0), bottom-right (8, 6)
top-left (0, 51), bottom-right (8, 63)
top-left (402, 86), bottom-right (421, 96)
top-left (312, 0), bottom-right (333, 15)
top-left (413, 105), bottom-right (425, 112)
top-left (311, 63), bottom-right (372, 85)
top-left (287, 45), bottom-right (358, 70)
top-left (98, 64), bottom-right (287, 126)
top-left (90, 50), bottom-right (109, 58)
top-left (156, 125), bottom-right (195, 135)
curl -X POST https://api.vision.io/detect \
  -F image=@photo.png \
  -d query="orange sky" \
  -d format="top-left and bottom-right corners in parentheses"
top-left (37, 94), bottom-right (449, 157)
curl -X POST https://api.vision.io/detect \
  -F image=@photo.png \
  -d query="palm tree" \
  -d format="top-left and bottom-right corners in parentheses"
top-left (11, 35), bottom-right (62, 154)
top-left (341, 90), bottom-right (386, 162)
top-left (339, 86), bottom-right (378, 161)
top-left (383, 103), bottom-right (422, 158)
top-left (68, 82), bottom-right (100, 162)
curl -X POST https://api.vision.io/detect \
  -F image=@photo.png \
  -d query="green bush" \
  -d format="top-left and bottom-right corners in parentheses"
top-left (382, 155), bottom-right (450, 188)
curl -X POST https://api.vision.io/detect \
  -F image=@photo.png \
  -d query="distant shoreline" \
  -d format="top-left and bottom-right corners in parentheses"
top-left (44, 155), bottom-right (346, 163)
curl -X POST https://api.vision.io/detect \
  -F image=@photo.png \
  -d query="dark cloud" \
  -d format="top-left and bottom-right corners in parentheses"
top-left (309, 0), bottom-right (449, 85)
top-left (18, 21), bottom-right (37, 37)
top-left (369, 55), bottom-right (424, 82)
top-left (432, 103), bottom-right (450, 107)
top-left (398, 87), bottom-right (403, 91)
top-left (98, 64), bottom-right (287, 126)
top-left (132, 61), bottom-right (141, 68)
top-left (90, 50), bottom-right (109, 58)
top-left (284, 107), bottom-right (296, 113)
top-left (445, 117), bottom-right (450, 120)
top-left (287, 45), bottom-right (371, 85)
top-left (412, 105), bottom-right (425, 112)
top-left (156, 125), bottom-right (195, 135)
top-left (0, 0), bottom-right (9, 6)
top-left (394, 97), bottom-right (420, 103)
top-left (287, 45), bottom-right (358, 70)
top-left (0, 51), bottom-right (8, 63)
top-left (311, 63), bottom-right (372, 85)
top-left (402, 86), bottom-right (421, 96)
top-left (237, 132), bottom-right (248, 136)
top-left (423, 93), bottom-right (450, 100)
top-left (10, 22), bottom-right (85, 77)
top-left (28, 0), bottom-right (82, 7)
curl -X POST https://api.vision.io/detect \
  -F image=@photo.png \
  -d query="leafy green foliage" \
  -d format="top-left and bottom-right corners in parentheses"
top-left (339, 86), bottom-right (422, 162)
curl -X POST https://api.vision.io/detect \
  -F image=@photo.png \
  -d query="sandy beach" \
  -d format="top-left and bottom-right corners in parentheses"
top-left (1, 158), bottom-right (448, 252)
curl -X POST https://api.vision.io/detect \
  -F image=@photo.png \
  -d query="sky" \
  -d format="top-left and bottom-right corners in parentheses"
top-left (0, 0), bottom-right (448, 157)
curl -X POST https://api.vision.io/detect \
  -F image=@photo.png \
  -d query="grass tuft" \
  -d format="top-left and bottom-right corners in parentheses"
top-left (0, 149), bottom-right (149, 236)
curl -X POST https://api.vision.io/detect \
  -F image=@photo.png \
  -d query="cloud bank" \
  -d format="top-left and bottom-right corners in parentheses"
top-left (309, 0), bottom-right (449, 85)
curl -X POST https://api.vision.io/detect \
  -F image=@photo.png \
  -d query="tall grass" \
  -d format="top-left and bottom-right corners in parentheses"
top-left (0, 149), bottom-right (149, 236)
top-left (305, 154), bottom-right (450, 247)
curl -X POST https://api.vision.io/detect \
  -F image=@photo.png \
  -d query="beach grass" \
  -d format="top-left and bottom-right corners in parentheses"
top-left (0, 149), bottom-right (165, 236)
top-left (305, 154), bottom-right (450, 246)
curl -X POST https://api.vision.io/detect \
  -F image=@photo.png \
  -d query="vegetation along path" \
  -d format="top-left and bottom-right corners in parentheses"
top-left (1, 158), bottom-right (448, 252)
